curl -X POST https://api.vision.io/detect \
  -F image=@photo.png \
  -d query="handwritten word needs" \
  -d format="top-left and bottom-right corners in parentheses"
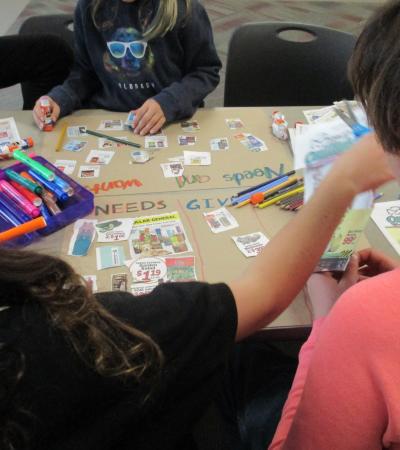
top-left (87, 178), bottom-right (142, 195)
top-left (186, 197), bottom-right (230, 210)
top-left (223, 164), bottom-right (286, 186)
top-left (175, 174), bottom-right (210, 189)
top-left (95, 200), bottom-right (166, 216)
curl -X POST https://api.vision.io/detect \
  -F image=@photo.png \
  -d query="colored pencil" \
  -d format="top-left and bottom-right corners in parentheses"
top-left (86, 129), bottom-right (141, 148)
top-left (55, 124), bottom-right (67, 152)
top-left (257, 186), bottom-right (304, 209)
top-left (278, 192), bottom-right (304, 207)
top-left (232, 170), bottom-right (296, 199)
top-left (234, 176), bottom-right (298, 208)
top-left (231, 176), bottom-right (291, 205)
top-left (262, 179), bottom-right (304, 203)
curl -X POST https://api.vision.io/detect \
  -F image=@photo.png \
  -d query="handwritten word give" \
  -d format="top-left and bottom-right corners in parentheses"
top-left (186, 197), bottom-right (230, 210)
top-left (87, 178), bottom-right (142, 195)
top-left (223, 163), bottom-right (286, 186)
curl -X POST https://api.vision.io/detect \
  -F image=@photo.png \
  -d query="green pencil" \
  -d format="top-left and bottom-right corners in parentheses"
top-left (85, 129), bottom-right (141, 148)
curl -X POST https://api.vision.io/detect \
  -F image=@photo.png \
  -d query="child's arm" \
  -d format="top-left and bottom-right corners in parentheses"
top-left (228, 134), bottom-right (394, 341)
top-left (150, 0), bottom-right (221, 123)
top-left (46, 0), bottom-right (102, 118)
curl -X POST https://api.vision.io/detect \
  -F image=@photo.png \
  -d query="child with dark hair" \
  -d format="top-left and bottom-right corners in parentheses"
top-left (32, 0), bottom-right (221, 136)
top-left (270, 2), bottom-right (400, 448)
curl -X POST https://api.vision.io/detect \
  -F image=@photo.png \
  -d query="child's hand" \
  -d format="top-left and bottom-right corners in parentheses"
top-left (33, 96), bottom-right (60, 130)
top-left (307, 254), bottom-right (361, 319)
top-left (328, 133), bottom-right (394, 195)
top-left (132, 99), bottom-right (166, 136)
top-left (357, 248), bottom-right (400, 278)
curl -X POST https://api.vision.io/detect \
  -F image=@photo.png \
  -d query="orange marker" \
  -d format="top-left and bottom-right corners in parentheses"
top-left (0, 216), bottom-right (47, 243)
top-left (20, 171), bottom-right (55, 200)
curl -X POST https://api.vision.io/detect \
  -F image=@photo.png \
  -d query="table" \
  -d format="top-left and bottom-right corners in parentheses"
top-left (3, 107), bottom-right (398, 337)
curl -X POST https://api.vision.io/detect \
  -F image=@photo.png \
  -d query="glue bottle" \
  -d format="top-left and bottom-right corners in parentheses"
top-left (272, 111), bottom-right (289, 141)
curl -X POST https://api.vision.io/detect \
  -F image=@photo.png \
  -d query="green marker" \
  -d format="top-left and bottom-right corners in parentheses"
top-left (5, 169), bottom-right (43, 195)
top-left (13, 150), bottom-right (55, 181)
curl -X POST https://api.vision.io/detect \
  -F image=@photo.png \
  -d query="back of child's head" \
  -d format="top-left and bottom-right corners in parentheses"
top-left (91, 0), bottom-right (191, 40)
top-left (348, 0), bottom-right (400, 153)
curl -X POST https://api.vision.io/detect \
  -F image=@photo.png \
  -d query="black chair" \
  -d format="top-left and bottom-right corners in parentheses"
top-left (224, 22), bottom-right (356, 107)
top-left (19, 14), bottom-right (74, 51)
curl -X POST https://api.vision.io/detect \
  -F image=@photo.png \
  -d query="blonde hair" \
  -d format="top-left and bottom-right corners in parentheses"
top-left (92, 0), bottom-right (192, 40)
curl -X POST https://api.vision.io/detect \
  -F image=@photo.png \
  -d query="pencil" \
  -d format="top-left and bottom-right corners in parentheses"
top-left (55, 124), bottom-right (67, 152)
top-left (278, 192), bottom-right (304, 207)
top-left (257, 186), bottom-right (304, 209)
top-left (86, 129), bottom-right (141, 148)
top-left (262, 179), bottom-right (304, 203)
top-left (234, 177), bottom-right (298, 208)
top-left (232, 170), bottom-right (296, 199)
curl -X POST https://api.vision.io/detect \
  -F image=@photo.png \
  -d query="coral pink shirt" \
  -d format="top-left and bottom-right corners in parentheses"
top-left (270, 268), bottom-right (400, 450)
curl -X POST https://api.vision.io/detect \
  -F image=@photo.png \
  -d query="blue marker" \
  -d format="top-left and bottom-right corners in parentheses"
top-left (53, 174), bottom-right (74, 197)
top-left (0, 204), bottom-right (22, 228)
top-left (0, 191), bottom-right (30, 224)
top-left (27, 170), bottom-right (68, 202)
top-left (39, 203), bottom-right (52, 222)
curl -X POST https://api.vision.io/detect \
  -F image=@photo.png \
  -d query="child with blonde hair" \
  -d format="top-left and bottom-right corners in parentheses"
top-left (33, 0), bottom-right (221, 135)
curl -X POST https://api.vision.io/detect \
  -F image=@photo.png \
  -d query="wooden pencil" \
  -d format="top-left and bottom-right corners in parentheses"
top-left (55, 124), bottom-right (67, 152)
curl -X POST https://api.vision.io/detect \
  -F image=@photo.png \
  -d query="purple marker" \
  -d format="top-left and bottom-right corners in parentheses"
top-left (0, 180), bottom-right (40, 217)
top-left (0, 191), bottom-right (30, 224)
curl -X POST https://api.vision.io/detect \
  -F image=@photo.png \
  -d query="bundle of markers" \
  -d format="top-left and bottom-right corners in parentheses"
top-left (231, 170), bottom-right (304, 210)
top-left (0, 150), bottom-right (74, 244)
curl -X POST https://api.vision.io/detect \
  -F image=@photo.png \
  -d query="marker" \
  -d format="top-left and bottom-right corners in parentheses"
top-left (13, 150), bottom-right (55, 181)
top-left (42, 194), bottom-right (61, 215)
top-left (0, 204), bottom-right (23, 228)
top-left (232, 170), bottom-right (296, 199)
top-left (20, 171), bottom-right (55, 200)
top-left (0, 191), bottom-right (30, 224)
top-left (53, 174), bottom-right (74, 196)
top-left (9, 181), bottom-right (42, 207)
top-left (257, 186), bottom-right (305, 209)
top-left (85, 129), bottom-right (141, 148)
top-left (0, 180), bottom-right (40, 217)
top-left (39, 203), bottom-right (52, 222)
top-left (5, 169), bottom-right (43, 195)
top-left (27, 170), bottom-right (68, 202)
top-left (0, 216), bottom-right (47, 243)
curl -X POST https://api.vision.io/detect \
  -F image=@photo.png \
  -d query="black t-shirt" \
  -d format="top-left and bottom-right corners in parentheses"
top-left (0, 281), bottom-right (237, 450)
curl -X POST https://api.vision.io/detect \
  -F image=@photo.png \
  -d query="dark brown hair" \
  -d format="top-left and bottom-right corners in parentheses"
top-left (348, 0), bottom-right (400, 153)
top-left (0, 248), bottom-right (163, 450)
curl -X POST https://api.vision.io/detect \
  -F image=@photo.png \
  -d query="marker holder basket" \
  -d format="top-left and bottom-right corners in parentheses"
top-left (0, 156), bottom-right (94, 246)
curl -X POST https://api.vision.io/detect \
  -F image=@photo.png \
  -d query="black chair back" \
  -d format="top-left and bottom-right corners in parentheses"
top-left (224, 22), bottom-right (356, 107)
top-left (19, 14), bottom-right (74, 51)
